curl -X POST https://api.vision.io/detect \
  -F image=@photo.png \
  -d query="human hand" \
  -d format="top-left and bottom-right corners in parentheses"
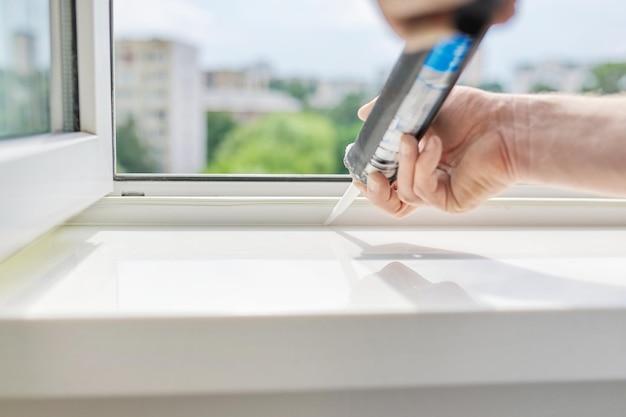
top-left (355, 87), bottom-right (522, 216)
top-left (378, 0), bottom-right (516, 50)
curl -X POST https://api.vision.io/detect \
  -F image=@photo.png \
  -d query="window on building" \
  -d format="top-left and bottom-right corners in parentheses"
top-left (113, 0), bottom-right (626, 176)
top-left (0, 0), bottom-right (51, 139)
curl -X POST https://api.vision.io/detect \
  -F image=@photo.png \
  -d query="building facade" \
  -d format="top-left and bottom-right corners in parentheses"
top-left (115, 39), bottom-right (206, 173)
top-left (512, 61), bottom-right (590, 94)
top-left (203, 63), bottom-right (301, 122)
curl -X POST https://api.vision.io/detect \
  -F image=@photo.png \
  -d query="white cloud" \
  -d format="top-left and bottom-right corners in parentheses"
top-left (112, 0), bottom-right (401, 80)
top-left (112, 0), bottom-right (626, 83)
top-left (114, 0), bottom-right (218, 47)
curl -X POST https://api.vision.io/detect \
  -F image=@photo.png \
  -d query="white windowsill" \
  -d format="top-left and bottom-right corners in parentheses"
top-left (1, 224), bottom-right (626, 399)
top-left (68, 194), bottom-right (626, 227)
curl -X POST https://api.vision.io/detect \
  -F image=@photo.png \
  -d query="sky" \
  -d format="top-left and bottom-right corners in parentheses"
top-left (114, 0), bottom-right (626, 86)
top-left (0, 0), bottom-right (50, 69)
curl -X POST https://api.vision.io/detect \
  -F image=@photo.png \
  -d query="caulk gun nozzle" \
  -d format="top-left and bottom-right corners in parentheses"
top-left (323, 183), bottom-right (361, 226)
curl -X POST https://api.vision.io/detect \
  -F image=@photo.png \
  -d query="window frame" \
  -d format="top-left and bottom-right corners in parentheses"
top-left (2, 0), bottom-right (623, 258)
top-left (0, 0), bottom-right (114, 261)
top-left (105, 1), bottom-right (626, 228)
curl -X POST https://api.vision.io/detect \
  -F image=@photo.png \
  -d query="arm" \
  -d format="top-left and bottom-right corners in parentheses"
top-left (513, 94), bottom-right (626, 196)
top-left (358, 88), bottom-right (626, 217)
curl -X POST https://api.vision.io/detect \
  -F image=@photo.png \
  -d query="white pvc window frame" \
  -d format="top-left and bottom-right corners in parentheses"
top-left (1, 0), bottom-right (622, 250)
top-left (106, 2), bottom-right (625, 203)
top-left (103, 0), bottom-right (626, 228)
top-left (0, 0), bottom-right (114, 261)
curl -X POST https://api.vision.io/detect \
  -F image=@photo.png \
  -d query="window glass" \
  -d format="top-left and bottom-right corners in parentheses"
top-left (113, 0), bottom-right (626, 175)
top-left (0, 0), bottom-right (51, 139)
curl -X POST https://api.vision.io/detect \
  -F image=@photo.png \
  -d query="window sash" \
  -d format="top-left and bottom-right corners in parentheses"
top-left (0, 0), bottom-right (114, 262)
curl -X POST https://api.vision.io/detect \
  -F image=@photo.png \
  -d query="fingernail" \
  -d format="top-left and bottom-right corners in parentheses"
top-left (418, 138), bottom-right (427, 153)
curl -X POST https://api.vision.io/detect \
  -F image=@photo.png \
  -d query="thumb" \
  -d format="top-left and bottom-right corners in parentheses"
top-left (357, 97), bottom-right (378, 121)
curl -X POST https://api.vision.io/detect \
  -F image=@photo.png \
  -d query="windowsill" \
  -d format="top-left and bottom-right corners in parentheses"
top-left (1, 224), bottom-right (626, 398)
top-left (68, 194), bottom-right (626, 227)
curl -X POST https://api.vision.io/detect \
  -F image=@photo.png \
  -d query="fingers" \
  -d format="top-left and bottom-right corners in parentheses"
top-left (357, 97), bottom-right (377, 121)
top-left (378, 0), bottom-right (469, 18)
top-left (357, 172), bottom-right (416, 218)
top-left (411, 135), bottom-right (450, 210)
top-left (414, 135), bottom-right (442, 194)
top-left (494, 0), bottom-right (516, 24)
top-left (396, 134), bottom-right (421, 204)
top-left (377, 0), bottom-right (516, 51)
top-left (393, 15), bottom-right (456, 53)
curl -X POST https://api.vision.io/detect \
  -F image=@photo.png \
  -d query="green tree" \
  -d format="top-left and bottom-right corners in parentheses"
top-left (206, 112), bottom-right (237, 164)
top-left (269, 79), bottom-right (316, 106)
top-left (322, 92), bottom-right (369, 173)
top-left (479, 81), bottom-right (505, 93)
top-left (116, 117), bottom-right (159, 173)
top-left (325, 92), bottom-right (368, 125)
top-left (333, 122), bottom-right (362, 173)
top-left (206, 113), bottom-right (337, 174)
top-left (530, 83), bottom-right (558, 93)
top-left (586, 62), bottom-right (626, 94)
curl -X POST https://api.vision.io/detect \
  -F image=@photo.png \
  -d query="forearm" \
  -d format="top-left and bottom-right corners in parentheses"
top-left (507, 93), bottom-right (626, 196)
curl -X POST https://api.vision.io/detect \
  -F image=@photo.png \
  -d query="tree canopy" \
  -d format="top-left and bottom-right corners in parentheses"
top-left (206, 112), bottom-right (237, 163)
top-left (116, 117), bottom-right (159, 173)
top-left (587, 62), bottom-right (626, 94)
top-left (206, 112), bottom-right (338, 174)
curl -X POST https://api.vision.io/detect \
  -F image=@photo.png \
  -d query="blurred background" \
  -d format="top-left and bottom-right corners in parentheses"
top-left (109, 0), bottom-right (626, 175)
top-left (0, 0), bottom-right (50, 139)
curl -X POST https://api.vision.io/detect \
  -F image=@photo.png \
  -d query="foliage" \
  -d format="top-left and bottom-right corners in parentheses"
top-left (269, 78), bottom-right (316, 105)
top-left (205, 113), bottom-right (337, 174)
top-left (116, 117), bottom-right (159, 173)
top-left (0, 70), bottom-right (50, 138)
top-left (586, 62), bottom-right (626, 94)
top-left (321, 92), bottom-right (369, 173)
top-left (325, 92), bottom-right (369, 125)
top-left (530, 83), bottom-right (558, 93)
top-left (478, 81), bottom-right (505, 93)
top-left (206, 112), bottom-right (237, 163)
top-left (333, 122), bottom-right (362, 174)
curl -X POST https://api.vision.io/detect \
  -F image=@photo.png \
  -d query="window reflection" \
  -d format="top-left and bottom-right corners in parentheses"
top-left (0, 0), bottom-right (51, 139)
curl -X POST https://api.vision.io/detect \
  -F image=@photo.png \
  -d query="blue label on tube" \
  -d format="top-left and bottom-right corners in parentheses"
top-left (424, 34), bottom-right (473, 73)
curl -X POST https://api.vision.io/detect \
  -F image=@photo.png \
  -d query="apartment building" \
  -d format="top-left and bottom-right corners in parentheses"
top-left (115, 39), bottom-right (206, 173)
top-left (512, 61), bottom-right (590, 93)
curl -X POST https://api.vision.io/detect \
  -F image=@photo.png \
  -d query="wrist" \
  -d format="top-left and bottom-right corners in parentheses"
top-left (496, 92), bottom-right (532, 184)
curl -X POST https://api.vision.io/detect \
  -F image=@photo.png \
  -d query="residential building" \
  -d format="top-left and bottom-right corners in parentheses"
top-left (309, 79), bottom-right (370, 109)
top-left (203, 88), bottom-right (301, 123)
top-left (115, 39), bottom-right (206, 173)
top-left (512, 61), bottom-right (590, 93)
top-left (204, 61), bottom-right (272, 91)
top-left (0, 30), bottom-right (48, 137)
top-left (203, 63), bottom-right (301, 122)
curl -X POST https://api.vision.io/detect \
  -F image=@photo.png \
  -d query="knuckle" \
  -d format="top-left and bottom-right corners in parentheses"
top-left (398, 190), bottom-right (419, 204)
top-left (412, 184), bottom-right (425, 198)
top-left (445, 200), bottom-right (475, 214)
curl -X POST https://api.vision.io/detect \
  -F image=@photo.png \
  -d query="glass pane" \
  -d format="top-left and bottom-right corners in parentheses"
top-left (113, 0), bottom-right (626, 175)
top-left (0, 0), bottom-right (51, 139)
top-left (113, 0), bottom-right (401, 174)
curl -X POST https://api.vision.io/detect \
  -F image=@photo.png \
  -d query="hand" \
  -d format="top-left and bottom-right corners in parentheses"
top-left (355, 87), bottom-right (521, 217)
top-left (378, 0), bottom-right (516, 50)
